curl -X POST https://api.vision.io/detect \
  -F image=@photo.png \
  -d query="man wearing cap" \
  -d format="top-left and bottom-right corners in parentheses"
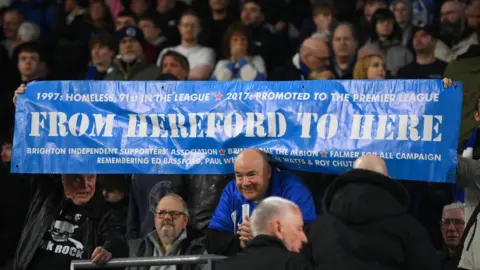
top-left (104, 26), bottom-right (160, 81)
top-left (85, 32), bottom-right (116, 80)
top-left (397, 26), bottom-right (448, 79)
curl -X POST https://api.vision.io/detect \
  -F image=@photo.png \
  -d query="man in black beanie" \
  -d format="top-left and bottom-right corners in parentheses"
top-left (104, 26), bottom-right (159, 80)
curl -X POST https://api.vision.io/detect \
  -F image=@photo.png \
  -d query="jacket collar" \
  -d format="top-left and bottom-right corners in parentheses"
top-left (246, 234), bottom-right (288, 250)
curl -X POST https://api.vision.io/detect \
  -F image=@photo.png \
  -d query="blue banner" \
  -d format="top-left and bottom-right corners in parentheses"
top-left (11, 80), bottom-right (462, 182)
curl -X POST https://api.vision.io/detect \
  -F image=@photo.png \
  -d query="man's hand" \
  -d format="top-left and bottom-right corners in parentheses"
top-left (443, 78), bottom-right (453, 88)
top-left (91, 246), bottom-right (112, 265)
top-left (238, 216), bottom-right (253, 248)
top-left (13, 84), bottom-right (26, 106)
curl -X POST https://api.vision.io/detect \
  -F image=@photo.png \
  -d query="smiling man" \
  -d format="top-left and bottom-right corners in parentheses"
top-left (207, 148), bottom-right (316, 256)
top-left (14, 174), bottom-right (129, 270)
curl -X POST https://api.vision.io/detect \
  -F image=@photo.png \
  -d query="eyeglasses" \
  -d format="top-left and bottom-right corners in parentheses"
top-left (440, 219), bottom-right (465, 228)
top-left (156, 210), bottom-right (186, 219)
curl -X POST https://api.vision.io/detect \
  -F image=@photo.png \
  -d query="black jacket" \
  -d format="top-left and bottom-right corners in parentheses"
top-left (305, 169), bottom-right (440, 270)
top-left (215, 235), bottom-right (312, 270)
top-left (14, 175), bottom-right (129, 270)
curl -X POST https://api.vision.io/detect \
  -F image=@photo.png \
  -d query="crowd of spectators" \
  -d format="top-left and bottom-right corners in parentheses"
top-left (1, 0), bottom-right (480, 269)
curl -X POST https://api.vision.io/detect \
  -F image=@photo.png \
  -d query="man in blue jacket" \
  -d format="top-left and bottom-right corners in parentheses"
top-left (206, 148), bottom-right (316, 256)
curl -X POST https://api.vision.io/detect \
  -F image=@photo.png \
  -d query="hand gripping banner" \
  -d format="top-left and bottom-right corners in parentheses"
top-left (11, 80), bottom-right (462, 182)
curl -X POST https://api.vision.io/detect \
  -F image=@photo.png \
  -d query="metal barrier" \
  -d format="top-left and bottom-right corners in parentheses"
top-left (70, 254), bottom-right (228, 270)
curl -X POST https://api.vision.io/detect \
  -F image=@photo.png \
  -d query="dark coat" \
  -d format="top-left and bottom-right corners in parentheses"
top-left (14, 175), bottom-right (129, 270)
top-left (215, 235), bottom-right (312, 270)
top-left (305, 169), bottom-right (440, 270)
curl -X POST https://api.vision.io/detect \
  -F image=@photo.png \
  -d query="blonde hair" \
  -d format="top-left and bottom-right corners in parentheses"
top-left (353, 54), bottom-right (384, 79)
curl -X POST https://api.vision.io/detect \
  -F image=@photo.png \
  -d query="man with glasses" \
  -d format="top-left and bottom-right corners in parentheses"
top-left (439, 202), bottom-right (465, 270)
top-left (128, 193), bottom-right (207, 270)
top-left (206, 148), bottom-right (315, 256)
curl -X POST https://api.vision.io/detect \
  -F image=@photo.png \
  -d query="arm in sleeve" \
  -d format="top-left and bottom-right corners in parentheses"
top-left (462, 129), bottom-right (477, 158)
top-left (237, 56), bottom-right (267, 81)
top-left (283, 177), bottom-right (317, 222)
top-left (404, 220), bottom-right (441, 270)
top-left (457, 155), bottom-right (480, 191)
top-left (99, 209), bottom-right (129, 259)
top-left (210, 60), bottom-right (234, 81)
top-left (206, 182), bottom-right (241, 255)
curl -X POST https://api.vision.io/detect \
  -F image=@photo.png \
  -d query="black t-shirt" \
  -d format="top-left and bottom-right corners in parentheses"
top-left (28, 205), bottom-right (85, 270)
top-left (396, 59), bottom-right (448, 79)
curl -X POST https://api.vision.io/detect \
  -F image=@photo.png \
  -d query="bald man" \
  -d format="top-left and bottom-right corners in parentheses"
top-left (269, 37), bottom-right (330, 81)
top-left (305, 155), bottom-right (439, 270)
top-left (207, 148), bottom-right (315, 256)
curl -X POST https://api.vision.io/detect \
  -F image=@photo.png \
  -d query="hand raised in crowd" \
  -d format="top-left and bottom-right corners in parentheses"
top-left (238, 216), bottom-right (253, 248)
top-left (13, 84), bottom-right (26, 106)
top-left (443, 78), bottom-right (453, 88)
top-left (91, 246), bottom-right (112, 265)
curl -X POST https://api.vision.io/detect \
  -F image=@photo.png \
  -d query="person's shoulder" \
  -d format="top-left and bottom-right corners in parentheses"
top-left (285, 253), bottom-right (313, 270)
top-left (277, 169), bottom-right (304, 184)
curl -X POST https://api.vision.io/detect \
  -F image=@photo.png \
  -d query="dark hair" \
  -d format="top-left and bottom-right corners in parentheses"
top-left (90, 31), bottom-right (117, 51)
top-left (117, 9), bottom-right (138, 23)
top-left (15, 42), bottom-right (43, 61)
top-left (98, 174), bottom-right (129, 194)
top-left (223, 22), bottom-right (253, 58)
top-left (2, 7), bottom-right (24, 21)
top-left (180, 10), bottom-right (203, 27)
top-left (475, 97), bottom-right (480, 112)
top-left (88, 0), bottom-right (114, 31)
top-left (370, 8), bottom-right (403, 41)
top-left (312, 0), bottom-right (335, 16)
top-left (139, 13), bottom-right (161, 29)
top-left (160, 50), bottom-right (190, 71)
top-left (242, 0), bottom-right (265, 14)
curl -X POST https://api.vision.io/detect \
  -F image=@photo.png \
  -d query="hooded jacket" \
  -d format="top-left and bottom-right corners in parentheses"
top-left (306, 169), bottom-right (439, 270)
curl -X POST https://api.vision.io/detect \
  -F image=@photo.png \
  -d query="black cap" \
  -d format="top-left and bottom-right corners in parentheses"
top-left (115, 26), bottom-right (146, 48)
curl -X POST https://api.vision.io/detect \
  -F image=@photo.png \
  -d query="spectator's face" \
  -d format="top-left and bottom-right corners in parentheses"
top-left (179, 15), bottom-right (200, 42)
top-left (119, 37), bottom-right (143, 63)
top-left (241, 2), bottom-right (263, 26)
top-left (139, 19), bottom-right (161, 42)
top-left (18, 51), bottom-right (40, 78)
top-left (115, 16), bottom-right (137, 31)
top-left (332, 25), bottom-right (356, 59)
top-left (440, 2), bottom-right (463, 25)
top-left (62, 174), bottom-right (96, 205)
top-left (1, 143), bottom-right (12, 163)
top-left (157, 0), bottom-right (173, 13)
top-left (131, 0), bottom-right (149, 16)
top-left (441, 209), bottom-right (465, 248)
top-left (209, 0), bottom-right (227, 11)
top-left (230, 33), bottom-right (248, 56)
top-left (393, 1), bottom-right (407, 25)
top-left (234, 156), bottom-right (271, 201)
top-left (313, 10), bottom-right (333, 31)
top-left (3, 11), bottom-right (22, 39)
top-left (91, 43), bottom-right (114, 66)
top-left (364, 2), bottom-right (387, 22)
top-left (366, 56), bottom-right (386, 79)
top-left (413, 30), bottom-right (434, 54)
top-left (275, 207), bottom-right (307, 253)
top-left (466, 4), bottom-right (480, 30)
top-left (376, 19), bottom-right (393, 37)
top-left (162, 55), bottom-right (188, 80)
top-left (155, 196), bottom-right (188, 245)
top-left (89, 2), bottom-right (105, 21)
